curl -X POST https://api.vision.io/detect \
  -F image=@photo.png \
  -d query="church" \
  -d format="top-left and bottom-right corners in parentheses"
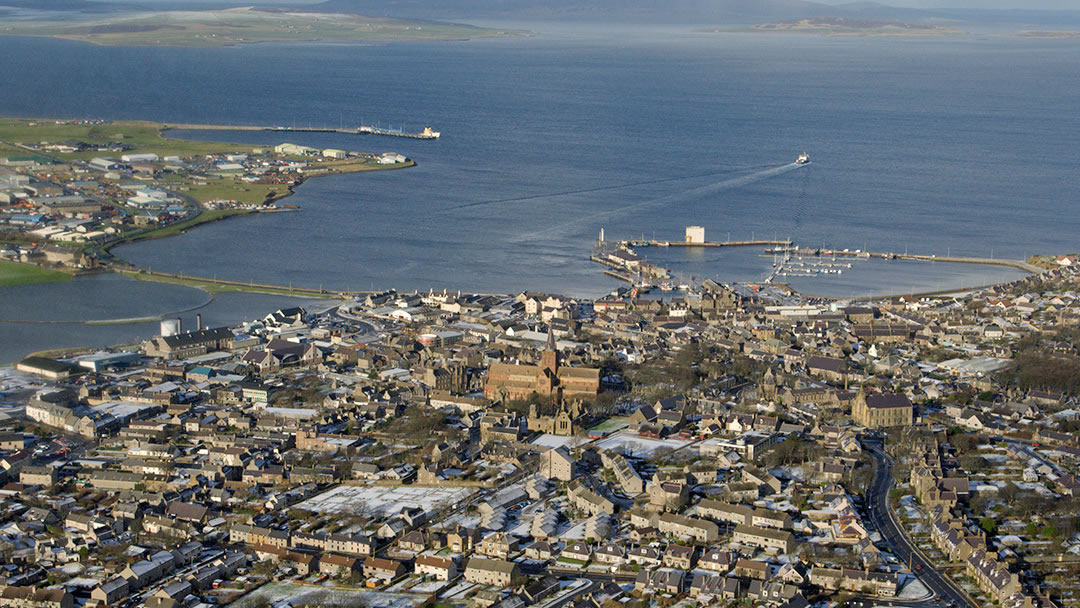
top-left (527, 401), bottom-right (586, 436)
top-left (484, 330), bottom-right (600, 402)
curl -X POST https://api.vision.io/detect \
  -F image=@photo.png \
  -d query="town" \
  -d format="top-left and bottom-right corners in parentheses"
top-left (0, 118), bottom-right (412, 283)
top-left (1, 240), bottom-right (1079, 608)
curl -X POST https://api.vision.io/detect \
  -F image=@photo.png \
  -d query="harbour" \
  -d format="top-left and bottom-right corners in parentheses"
top-left (592, 225), bottom-right (1040, 299)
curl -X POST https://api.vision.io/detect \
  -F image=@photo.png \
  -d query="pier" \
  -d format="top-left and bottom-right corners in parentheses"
top-left (775, 247), bottom-right (1042, 273)
top-left (631, 239), bottom-right (794, 248)
top-left (165, 123), bottom-right (439, 140)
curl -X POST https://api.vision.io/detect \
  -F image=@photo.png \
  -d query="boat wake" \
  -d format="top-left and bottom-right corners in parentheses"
top-left (511, 161), bottom-right (805, 243)
top-left (442, 164), bottom-right (777, 212)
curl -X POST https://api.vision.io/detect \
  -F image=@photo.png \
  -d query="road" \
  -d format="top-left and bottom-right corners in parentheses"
top-left (863, 441), bottom-right (971, 608)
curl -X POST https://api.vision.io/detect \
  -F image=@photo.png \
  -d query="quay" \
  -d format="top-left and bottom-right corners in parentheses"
top-left (164, 122), bottom-right (440, 140)
top-left (775, 247), bottom-right (1042, 273)
top-left (632, 239), bottom-right (793, 248)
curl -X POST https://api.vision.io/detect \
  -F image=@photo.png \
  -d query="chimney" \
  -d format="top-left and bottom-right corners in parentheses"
top-left (196, 313), bottom-right (202, 331)
top-left (177, 317), bottom-right (182, 333)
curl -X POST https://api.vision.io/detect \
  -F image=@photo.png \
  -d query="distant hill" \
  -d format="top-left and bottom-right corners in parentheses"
top-left (306, 0), bottom-right (875, 23)
top-left (0, 0), bottom-right (102, 8)
top-left (306, 0), bottom-right (1080, 26)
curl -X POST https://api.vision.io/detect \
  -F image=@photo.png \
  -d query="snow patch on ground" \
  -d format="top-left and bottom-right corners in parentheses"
top-left (896, 576), bottom-right (931, 600)
top-left (295, 485), bottom-right (476, 518)
top-left (531, 434), bottom-right (588, 449)
top-left (594, 432), bottom-right (692, 457)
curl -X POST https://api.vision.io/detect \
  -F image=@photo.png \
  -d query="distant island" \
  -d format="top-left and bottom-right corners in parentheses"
top-left (0, 6), bottom-right (526, 47)
top-left (711, 17), bottom-right (964, 37)
top-left (1012, 30), bottom-right (1080, 39)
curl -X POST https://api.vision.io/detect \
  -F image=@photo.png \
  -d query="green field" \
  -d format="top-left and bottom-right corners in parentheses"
top-left (181, 180), bottom-right (291, 205)
top-left (0, 118), bottom-right (254, 160)
top-left (0, 260), bottom-right (73, 288)
top-left (0, 7), bottom-right (523, 48)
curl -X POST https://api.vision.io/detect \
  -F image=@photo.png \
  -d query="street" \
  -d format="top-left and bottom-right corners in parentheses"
top-left (863, 441), bottom-right (971, 608)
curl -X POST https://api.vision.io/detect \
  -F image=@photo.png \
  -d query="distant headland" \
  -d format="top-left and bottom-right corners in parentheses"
top-left (709, 17), bottom-right (964, 37)
top-left (0, 6), bottom-right (527, 48)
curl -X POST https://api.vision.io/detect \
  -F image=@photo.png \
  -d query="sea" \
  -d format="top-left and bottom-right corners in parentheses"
top-left (0, 23), bottom-right (1078, 360)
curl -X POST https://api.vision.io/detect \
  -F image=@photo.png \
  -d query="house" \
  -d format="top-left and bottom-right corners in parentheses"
top-left (635, 569), bottom-right (684, 594)
top-left (90, 578), bottom-right (129, 607)
top-left (626, 545), bottom-right (662, 567)
top-left (414, 556), bottom-right (457, 581)
top-left (594, 542), bottom-right (625, 565)
top-left (732, 524), bottom-right (795, 554)
top-left (649, 482), bottom-right (689, 512)
top-left (166, 502), bottom-right (208, 524)
top-left (0, 586), bottom-right (72, 608)
top-left (539, 447), bottom-right (577, 482)
top-left (735, 558), bottom-right (770, 580)
top-left (561, 541), bottom-right (592, 563)
top-left (658, 513), bottom-right (719, 543)
top-left (663, 544), bottom-right (696, 569)
top-left (567, 479), bottom-right (616, 515)
top-left (319, 554), bottom-right (361, 577)
top-left (363, 557), bottom-right (406, 581)
top-left (399, 530), bottom-right (429, 553)
top-left (464, 558), bottom-right (523, 587)
top-left (447, 525), bottom-right (481, 553)
top-left (525, 541), bottom-right (555, 561)
top-left (479, 532), bottom-right (518, 559)
top-left (699, 548), bottom-right (736, 573)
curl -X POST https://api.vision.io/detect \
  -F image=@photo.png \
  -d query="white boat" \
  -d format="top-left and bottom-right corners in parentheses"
top-left (796, 152), bottom-right (810, 165)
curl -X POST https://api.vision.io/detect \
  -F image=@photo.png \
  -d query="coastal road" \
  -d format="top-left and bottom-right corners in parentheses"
top-left (329, 306), bottom-right (381, 343)
top-left (863, 441), bottom-right (972, 608)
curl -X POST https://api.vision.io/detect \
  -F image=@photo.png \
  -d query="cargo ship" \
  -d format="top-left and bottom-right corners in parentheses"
top-left (796, 152), bottom-right (810, 165)
top-left (358, 125), bottom-right (440, 140)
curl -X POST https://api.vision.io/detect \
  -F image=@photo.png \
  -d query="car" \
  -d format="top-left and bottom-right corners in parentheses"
top-left (916, 564), bottom-right (923, 571)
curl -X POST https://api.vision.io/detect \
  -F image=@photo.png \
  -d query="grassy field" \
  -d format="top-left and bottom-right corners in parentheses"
top-left (0, 118), bottom-right (253, 160)
top-left (0, 260), bottom-right (73, 288)
top-left (180, 179), bottom-right (291, 205)
top-left (0, 7), bottom-right (523, 48)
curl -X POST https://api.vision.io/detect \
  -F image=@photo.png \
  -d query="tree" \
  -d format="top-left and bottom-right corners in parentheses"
top-left (978, 517), bottom-right (997, 535)
top-left (960, 455), bottom-right (987, 472)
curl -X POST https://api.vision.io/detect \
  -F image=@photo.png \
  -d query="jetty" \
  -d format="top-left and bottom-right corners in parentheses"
top-left (773, 247), bottom-right (1042, 273)
top-left (632, 239), bottom-right (793, 248)
top-left (165, 122), bottom-right (440, 140)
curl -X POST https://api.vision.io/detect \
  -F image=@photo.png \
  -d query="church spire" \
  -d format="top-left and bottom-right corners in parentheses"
top-left (546, 325), bottom-right (556, 351)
